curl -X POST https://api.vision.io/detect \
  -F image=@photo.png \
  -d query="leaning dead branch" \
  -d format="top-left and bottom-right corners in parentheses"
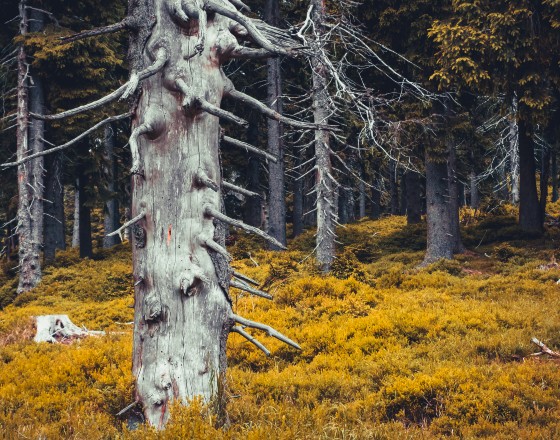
top-left (1, 113), bottom-right (132, 169)
top-left (231, 326), bottom-right (271, 356)
top-left (204, 205), bottom-right (287, 249)
top-left (34, 315), bottom-right (105, 343)
top-left (222, 181), bottom-right (260, 198)
top-left (232, 270), bottom-right (259, 286)
top-left (230, 278), bottom-right (272, 300)
top-left (59, 19), bottom-right (128, 43)
top-left (232, 313), bottom-right (301, 350)
top-left (222, 136), bottom-right (278, 162)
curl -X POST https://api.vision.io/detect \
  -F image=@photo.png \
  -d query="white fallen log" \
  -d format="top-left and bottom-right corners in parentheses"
top-left (34, 315), bottom-right (105, 343)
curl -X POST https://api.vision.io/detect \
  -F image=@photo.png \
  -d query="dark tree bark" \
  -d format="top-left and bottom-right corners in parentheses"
top-left (103, 123), bottom-right (121, 248)
top-left (540, 144), bottom-right (551, 220)
top-left (265, 0), bottom-right (286, 249)
top-left (17, 4), bottom-right (44, 293)
top-left (422, 151), bottom-right (454, 264)
top-left (469, 170), bottom-right (479, 209)
top-left (389, 159), bottom-right (399, 215)
top-left (358, 164), bottom-right (366, 219)
top-left (292, 145), bottom-right (304, 237)
top-left (405, 171), bottom-right (422, 224)
top-left (518, 116), bottom-right (543, 233)
top-left (370, 177), bottom-right (382, 219)
top-left (72, 187), bottom-right (80, 248)
top-left (447, 142), bottom-right (464, 253)
top-left (43, 153), bottom-right (66, 262)
top-left (76, 167), bottom-right (93, 259)
top-left (243, 113), bottom-right (262, 228)
top-left (552, 148), bottom-right (558, 203)
top-left (400, 170), bottom-right (407, 215)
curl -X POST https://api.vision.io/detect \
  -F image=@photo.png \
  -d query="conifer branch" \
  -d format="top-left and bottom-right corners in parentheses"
top-left (1, 113), bottom-right (132, 169)
top-left (231, 314), bottom-right (301, 350)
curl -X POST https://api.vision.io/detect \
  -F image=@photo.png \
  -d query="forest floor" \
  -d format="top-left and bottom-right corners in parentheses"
top-left (1, 206), bottom-right (560, 439)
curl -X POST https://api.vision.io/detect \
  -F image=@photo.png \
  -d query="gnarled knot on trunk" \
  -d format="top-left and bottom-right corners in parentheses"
top-left (179, 263), bottom-right (209, 296)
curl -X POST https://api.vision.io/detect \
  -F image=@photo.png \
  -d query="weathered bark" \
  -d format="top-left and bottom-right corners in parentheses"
top-left (311, 0), bottom-right (335, 273)
top-left (243, 113), bottom-right (262, 228)
top-left (16, 3), bottom-right (44, 293)
top-left (103, 124), bottom-right (121, 248)
top-left (422, 151), bottom-right (454, 265)
top-left (76, 167), bottom-right (93, 259)
top-left (405, 171), bottom-right (422, 224)
top-left (447, 142), bottom-right (464, 254)
top-left (509, 102), bottom-right (520, 205)
top-left (518, 116), bottom-right (543, 233)
top-left (125, 0), bottom-right (299, 427)
top-left (265, 0), bottom-right (286, 249)
top-left (399, 170), bottom-right (407, 215)
top-left (43, 153), bottom-right (66, 262)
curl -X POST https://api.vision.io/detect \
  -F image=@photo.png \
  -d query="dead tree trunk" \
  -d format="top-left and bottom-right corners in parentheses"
top-left (72, 185), bottom-right (80, 248)
top-left (292, 145), bottom-right (304, 237)
top-left (510, 100), bottom-right (520, 205)
top-left (540, 144), bottom-right (551, 221)
top-left (311, 0), bottom-right (336, 273)
top-left (243, 112), bottom-right (262, 228)
top-left (123, 0), bottom-right (301, 427)
top-left (389, 159), bottom-right (399, 215)
top-left (265, 0), bottom-right (286, 249)
top-left (469, 170), bottom-right (479, 209)
top-left (447, 142), bottom-right (464, 254)
top-left (17, 2), bottom-right (44, 293)
top-left (405, 171), bottom-right (422, 224)
top-left (103, 123), bottom-right (121, 248)
top-left (76, 166), bottom-right (93, 259)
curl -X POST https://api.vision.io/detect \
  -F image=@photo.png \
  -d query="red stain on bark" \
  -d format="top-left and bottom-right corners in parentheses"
top-left (167, 224), bottom-right (172, 245)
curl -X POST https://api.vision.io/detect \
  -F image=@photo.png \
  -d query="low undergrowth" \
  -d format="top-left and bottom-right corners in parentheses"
top-left (2, 214), bottom-right (560, 438)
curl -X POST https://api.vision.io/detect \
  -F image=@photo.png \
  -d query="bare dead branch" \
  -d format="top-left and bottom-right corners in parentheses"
top-left (222, 180), bottom-right (260, 198)
top-left (202, 237), bottom-right (232, 261)
top-left (196, 168), bottom-right (219, 191)
top-left (107, 210), bottom-right (145, 239)
top-left (230, 279), bottom-right (272, 300)
top-left (222, 136), bottom-right (278, 162)
top-left (232, 270), bottom-right (259, 286)
top-left (232, 313), bottom-right (301, 350)
top-left (1, 113), bottom-right (132, 169)
top-left (204, 205), bottom-right (286, 249)
top-left (231, 326), bottom-right (270, 356)
top-left (197, 97), bottom-right (248, 127)
top-left (531, 337), bottom-right (560, 358)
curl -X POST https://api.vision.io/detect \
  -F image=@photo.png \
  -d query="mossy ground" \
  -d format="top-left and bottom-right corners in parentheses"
top-left (2, 212), bottom-right (560, 439)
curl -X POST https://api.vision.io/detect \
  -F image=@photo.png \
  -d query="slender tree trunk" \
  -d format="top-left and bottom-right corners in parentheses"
top-left (405, 171), bottom-right (422, 224)
top-left (292, 145), bottom-right (304, 237)
top-left (103, 123), bottom-right (121, 248)
top-left (447, 142), bottom-right (464, 253)
top-left (469, 170), bottom-right (479, 209)
top-left (371, 177), bottom-right (381, 219)
top-left (540, 144), bottom-right (551, 220)
top-left (265, 0), bottom-right (286, 249)
top-left (311, 0), bottom-right (335, 273)
top-left (17, 3), bottom-right (44, 293)
top-left (422, 150), bottom-right (454, 265)
top-left (72, 184), bottom-right (80, 248)
top-left (243, 113), bottom-right (262, 227)
top-left (518, 116), bottom-right (543, 233)
top-left (43, 153), bottom-right (66, 262)
top-left (400, 170), bottom-right (407, 215)
top-left (389, 159), bottom-right (399, 215)
top-left (510, 102), bottom-right (520, 205)
top-left (358, 164), bottom-right (366, 219)
top-left (76, 167), bottom-right (93, 259)
top-left (552, 148), bottom-right (558, 203)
